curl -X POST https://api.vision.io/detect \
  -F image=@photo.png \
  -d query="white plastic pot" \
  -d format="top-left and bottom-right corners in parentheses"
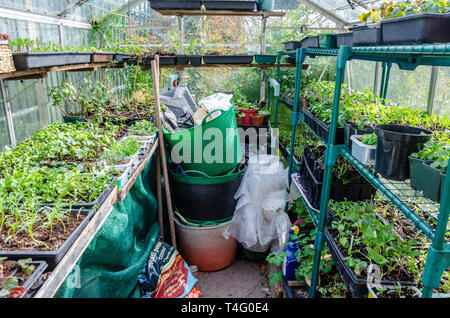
top-left (351, 135), bottom-right (376, 166)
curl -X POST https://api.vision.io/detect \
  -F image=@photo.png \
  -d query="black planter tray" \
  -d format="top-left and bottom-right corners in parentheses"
top-left (159, 56), bottom-right (177, 65)
top-left (21, 260), bottom-right (48, 298)
top-left (302, 107), bottom-right (317, 133)
top-left (335, 32), bottom-right (353, 47)
top-left (381, 13), bottom-right (450, 44)
top-left (204, 1), bottom-right (257, 11)
top-left (280, 92), bottom-right (294, 108)
top-left (90, 52), bottom-right (114, 63)
top-left (0, 209), bottom-right (95, 271)
top-left (284, 55), bottom-right (296, 64)
top-left (150, 0), bottom-right (202, 10)
top-left (300, 35), bottom-right (319, 48)
top-left (176, 55), bottom-right (189, 65)
top-left (128, 55), bottom-right (155, 66)
top-left (279, 141), bottom-right (301, 170)
top-left (202, 54), bottom-right (254, 64)
top-left (344, 122), bottom-right (374, 149)
top-left (12, 52), bottom-right (91, 70)
top-left (113, 53), bottom-right (132, 63)
top-left (349, 23), bottom-right (382, 46)
top-left (188, 55), bottom-right (202, 65)
top-left (314, 117), bottom-right (345, 144)
top-left (324, 228), bottom-right (417, 298)
top-left (39, 180), bottom-right (116, 211)
top-left (283, 41), bottom-right (302, 51)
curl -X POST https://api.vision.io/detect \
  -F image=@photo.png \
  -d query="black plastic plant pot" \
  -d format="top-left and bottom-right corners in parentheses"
top-left (375, 124), bottom-right (434, 181)
top-left (202, 54), bottom-right (254, 64)
top-left (421, 163), bottom-right (445, 202)
top-left (314, 117), bottom-right (345, 144)
top-left (344, 122), bottom-right (374, 149)
top-left (150, 0), bottom-right (202, 10)
top-left (408, 156), bottom-right (432, 191)
top-left (169, 167), bottom-right (246, 221)
top-left (284, 55), bottom-right (296, 64)
top-left (188, 55), bottom-right (202, 65)
top-left (0, 210), bottom-right (95, 271)
top-left (335, 32), bottom-right (353, 47)
top-left (113, 53), bottom-right (132, 63)
top-left (381, 13), bottom-right (450, 44)
top-left (40, 180), bottom-right (116, 211)
top-left (204, 1), bottom-right (257, 11)
top-left (318, 34), bottom-right (337, 49)
top-left (302, 108), bottom-right (317, 132)
top-left (12, 52), bottom-right (86, 70)
top-left (324, 229), bottom-right (417, 298)
top-left (176, 55), bottom-right (189, 65)
top-left (283, 41), bottom-right (302, 51)
top-left (300, 35), bottom-right (319, 48)
top-left (349, 23), bottom-right (382, 46)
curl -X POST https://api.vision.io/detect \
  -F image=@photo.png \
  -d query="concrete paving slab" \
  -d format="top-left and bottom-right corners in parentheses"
top-left (193, 260), bottom-right (271, 298)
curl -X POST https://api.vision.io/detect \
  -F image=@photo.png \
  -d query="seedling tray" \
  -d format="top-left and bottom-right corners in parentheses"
top-left (90, 52), bottom-right (114, 63)
top-left (204, 1), bottom-right (257, 11)
top-left (150, 0), bottom-right (202, 10)
top-left (300, 35), bottom-right (319, 48)
top-left (21, 261), bottom-right (48, 298)
top-left (39, 180), bottom-right (116, 210)
top-left (335, 32), bottom-right (353, 47)
top-left (280, 92), bottom-right (294, 108)
top-left (159, 56), bottom-right (177, 65)
top-left (283, 41), bottom-right (302, 51)
top-left (381, 13), bottom-right (450, 44)
top-left (12, 52), bottom-right (90, 70)
top-left (324, 228), bottom-right (417, 298)
top-left (302, 108), bottom-right (317, 132)
top-left (0, 209), bottom-right (95, 271)
top-left (349, 23), bottom-right (382, 46)
top-left (202, 54), bottom-right (254, 64)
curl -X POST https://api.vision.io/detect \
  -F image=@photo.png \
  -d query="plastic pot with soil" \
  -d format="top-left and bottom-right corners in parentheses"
top-left (374, 124), bottom-right (433, 181)
top-left (12, 52), bottom-right (91, 70)
top-left (239, 108), bottom-right (258, 126)
top-left (188, 55), bottom-right (202, 65)
top-left (176, 55), bottom-right (189, 65)
top-left (150, 0), bottom-right (202, 10)
top-left (421, 163), bottom-right (446, 203)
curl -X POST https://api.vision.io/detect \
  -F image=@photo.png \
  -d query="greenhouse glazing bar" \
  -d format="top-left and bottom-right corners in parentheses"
top-left (272, 45), bottom-right (450, 298)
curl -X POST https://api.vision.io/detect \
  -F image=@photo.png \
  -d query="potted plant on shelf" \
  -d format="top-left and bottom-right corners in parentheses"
top-left (250, 110), bottom-right (265, 126)
top-left (235, 109), bottom-right (246, 126)
top-left (48, 79), bottom-right (92, 123)
top-left (234, 97), bottom-right (258, 126)
top-left (350, 133), bottom-right (377, 166)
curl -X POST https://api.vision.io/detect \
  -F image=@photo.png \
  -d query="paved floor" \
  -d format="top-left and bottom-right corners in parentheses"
top-left (193, 260), bottom-right (271, 298)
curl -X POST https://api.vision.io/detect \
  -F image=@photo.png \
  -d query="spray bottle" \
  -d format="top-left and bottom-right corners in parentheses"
top-left (282, 219), bottom-right (303, 281)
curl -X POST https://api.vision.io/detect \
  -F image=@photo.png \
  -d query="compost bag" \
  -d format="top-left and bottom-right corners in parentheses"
top-left (138, 238), bottom-right (201, 298)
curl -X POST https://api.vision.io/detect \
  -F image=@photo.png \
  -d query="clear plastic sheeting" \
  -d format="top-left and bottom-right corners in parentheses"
top-left (223, 154), bottom-right (291, 253)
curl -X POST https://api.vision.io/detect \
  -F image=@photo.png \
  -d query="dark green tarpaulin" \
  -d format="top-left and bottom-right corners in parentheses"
top-left (56, 157), bottom-right (160, 298)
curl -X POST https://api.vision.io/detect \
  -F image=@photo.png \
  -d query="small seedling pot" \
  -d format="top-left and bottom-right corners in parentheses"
top-left (351, 135), bottom-right (376, 166)
top-left (254, 54), bottom-right (277, 64)
top-left (250, 114), bottom-right (265, 126)
top-left (236, 115), bottom-right (245, 126)
top-left (239, 108), bottom-right (258, 126)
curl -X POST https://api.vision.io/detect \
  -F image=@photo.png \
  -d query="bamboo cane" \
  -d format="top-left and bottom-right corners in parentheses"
top-left (151, 56), bottom-right (177, 249)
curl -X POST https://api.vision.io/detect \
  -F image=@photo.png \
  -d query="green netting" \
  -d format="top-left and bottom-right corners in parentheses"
top-left (55, 157), bottom-right (160, 298)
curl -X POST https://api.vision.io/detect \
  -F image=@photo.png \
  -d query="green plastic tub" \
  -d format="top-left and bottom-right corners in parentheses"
top-left (63, 115), bottom-right (84, 124)
top-left (163, 105), bottom-right (243, 176)
top-left (254, 54), bottom-right (277, 64)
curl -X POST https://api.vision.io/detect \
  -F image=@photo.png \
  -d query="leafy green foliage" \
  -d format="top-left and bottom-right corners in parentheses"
top-left (359, 133), bottom-right (377, 146)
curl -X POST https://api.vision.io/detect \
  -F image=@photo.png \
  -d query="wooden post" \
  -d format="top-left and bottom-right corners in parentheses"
top-left (151, 56), bottom-right (177, 249)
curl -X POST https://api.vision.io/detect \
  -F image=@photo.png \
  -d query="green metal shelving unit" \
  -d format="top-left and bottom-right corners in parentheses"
top-left (272, 44), bottom-right (450, 298)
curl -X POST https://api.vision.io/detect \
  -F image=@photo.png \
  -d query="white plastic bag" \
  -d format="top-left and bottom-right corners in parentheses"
top-left (198, 93), bottom-right (233, 119)
top-left (223, 154), bottom-right (291, 252)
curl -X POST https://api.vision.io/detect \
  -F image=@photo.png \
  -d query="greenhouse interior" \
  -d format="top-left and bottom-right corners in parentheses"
top-left (0, 0), bottom-right (448, 302)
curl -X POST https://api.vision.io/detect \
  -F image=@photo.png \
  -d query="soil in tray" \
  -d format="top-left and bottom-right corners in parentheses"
top-left (327, 228), bottom-right (414, 284)
top-left (0, 213), bottom-right (86, 252)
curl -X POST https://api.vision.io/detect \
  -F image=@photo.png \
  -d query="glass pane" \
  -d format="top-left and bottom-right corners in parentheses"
top-left (433, 67), bottom-right (450, 116)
